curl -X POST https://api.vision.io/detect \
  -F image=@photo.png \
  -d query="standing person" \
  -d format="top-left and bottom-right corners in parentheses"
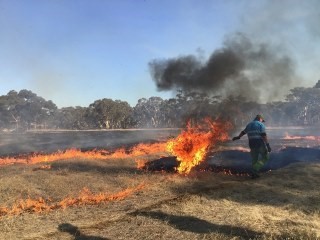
top-left (232, 114), bottom-right (271, 179)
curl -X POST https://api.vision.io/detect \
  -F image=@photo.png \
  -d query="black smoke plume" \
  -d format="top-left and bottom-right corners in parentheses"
top-left (149, 33), bottom-right (297, 103)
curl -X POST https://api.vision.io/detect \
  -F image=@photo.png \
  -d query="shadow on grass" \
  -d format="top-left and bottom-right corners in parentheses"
top-left (130, 211), bottom-right (262, 238)
top-left (58, 223), bottom-right (109, 240)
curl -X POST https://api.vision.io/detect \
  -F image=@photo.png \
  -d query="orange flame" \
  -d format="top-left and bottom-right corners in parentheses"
top-left (283, 133), bottom-right (320, 141)
top-left (135, 159), bottom-right (147, 169)
top-left (0, 142), bottom-right (167, 167)
top-left (0, 120), bottom-right (231, 175)
top-left (166, 118), bottom-right (232, 174)
top-left (0, 183), bottom-right (145, 217)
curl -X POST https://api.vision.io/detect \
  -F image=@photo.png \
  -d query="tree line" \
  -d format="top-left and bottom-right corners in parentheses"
top-left (1, 81), bottom-right (320, 131)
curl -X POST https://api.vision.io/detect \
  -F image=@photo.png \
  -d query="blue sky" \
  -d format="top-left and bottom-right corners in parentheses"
top-left (0, 0), bottom-right (319, 107)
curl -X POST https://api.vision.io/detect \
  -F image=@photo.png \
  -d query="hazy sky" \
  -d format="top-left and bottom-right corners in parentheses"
top-left (0, 0), bottom-right (319, 107)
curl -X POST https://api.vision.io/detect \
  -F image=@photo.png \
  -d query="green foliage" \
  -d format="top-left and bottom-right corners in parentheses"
top-left (88, 98), bottom-right (132, 129)
top-left (0, 89), bottom-right (57, 130)
top-left (1, 81), bottom-right (320, 130)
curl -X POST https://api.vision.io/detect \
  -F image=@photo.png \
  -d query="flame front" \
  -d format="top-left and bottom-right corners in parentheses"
top-left (0, 142), bottom-right (167, 167)
top-left (283, 133), bottom-right (320, 141)
top-left (0, 183), bottom-right (145, 217)
top-left (0, 123), bottom-right (233, 217)
top-left (166, 118), bottom-right (231, 174)
top-left (0, 120), bottom-right (231, 174)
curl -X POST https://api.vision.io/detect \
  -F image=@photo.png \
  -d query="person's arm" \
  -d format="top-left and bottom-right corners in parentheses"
top-left (232, 130), bottom-right (246, 141)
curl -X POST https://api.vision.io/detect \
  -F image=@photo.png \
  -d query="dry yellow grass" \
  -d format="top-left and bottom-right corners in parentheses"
top-left (0, 154), bottom-right (319, 240)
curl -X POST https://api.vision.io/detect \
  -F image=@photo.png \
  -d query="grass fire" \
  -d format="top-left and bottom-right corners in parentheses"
top-left (0, 124), bottom-right (319, 239)
top-left (0, 118), bottom-right (232, 175)
top-left (2, 0), bottom-right (320, 237)
top-left (166, 118), bottom-right (232, 174)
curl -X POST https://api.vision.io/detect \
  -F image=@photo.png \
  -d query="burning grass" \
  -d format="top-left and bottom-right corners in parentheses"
top-left (0, 183), bottom-right (145, 217)
top-left (0, 118), bottom-right (232, 175)
top-left (0, 125), bottom-right (320, 239)
top-left (166, 118), bottom-right (232, 174)
top-left (283, 133), bottom-right (320, 141)
top-left (0, 142), bottom-right (168, 167)
top-left (0, 154), bottom-right (319, 239)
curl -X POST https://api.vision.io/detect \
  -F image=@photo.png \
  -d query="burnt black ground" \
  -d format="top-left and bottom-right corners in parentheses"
top-left (209, 146), bottom-right (320, 172)
top-left (143, 125), bottom-right (320, 174)
top-left (143, 146), bottom-right (320, 174)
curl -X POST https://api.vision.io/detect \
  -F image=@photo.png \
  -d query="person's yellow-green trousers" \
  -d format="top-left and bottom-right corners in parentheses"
top-left (250, 145), bottom-right (269, 174)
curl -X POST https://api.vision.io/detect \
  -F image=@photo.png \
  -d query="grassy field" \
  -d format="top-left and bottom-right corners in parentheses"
top-left (0, 151), bottom-right (319, 240)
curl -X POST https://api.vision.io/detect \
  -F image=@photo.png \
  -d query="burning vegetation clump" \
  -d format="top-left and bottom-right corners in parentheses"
top-left (166, 118), bottom-right (232, 174)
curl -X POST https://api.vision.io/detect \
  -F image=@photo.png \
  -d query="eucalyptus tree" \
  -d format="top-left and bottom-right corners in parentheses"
top-left (174, 90), bottom-right (219, 126)
top-left (16, 90), bottom-right (57, 129)
top-left (87, 98), bottom-right (132, 129)
top-left (159, 98), bottom-right (182, 127)
top-left (285, 84), bottom-right (320, 125)
top-left (0, 90), bottom-right (57, 130)
top-left (56, 106), bottom-right (88, 129)
top-left (132, 97), bottom-right (165, 128)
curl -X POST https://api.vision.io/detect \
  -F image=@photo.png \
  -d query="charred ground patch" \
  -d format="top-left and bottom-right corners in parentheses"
top-left (143, 146), bottom-right (320, 175)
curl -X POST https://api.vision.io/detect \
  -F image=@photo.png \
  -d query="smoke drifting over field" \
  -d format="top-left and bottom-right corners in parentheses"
top-left (149, 1), bottom-right (320, 103)
top-left (149, 33), bottom-right (297, 103)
